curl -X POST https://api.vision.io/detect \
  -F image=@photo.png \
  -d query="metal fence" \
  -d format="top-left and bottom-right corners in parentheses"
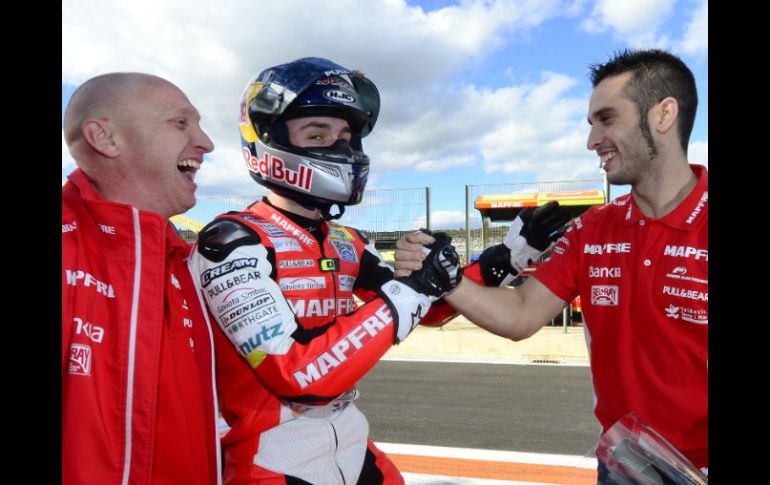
top-left (338, 187), bottom-right (430, 248)
top-left (463, 178), bottom-right (606, 261)
top-left (170, 180), bottom-right (603, 328)
top-left (173, 180), bottom-right (607, 261)
top-left (173, 187), bottom-right (430, 247)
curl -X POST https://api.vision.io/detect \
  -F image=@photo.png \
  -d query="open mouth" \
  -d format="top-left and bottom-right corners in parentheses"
top-left (177, 159), bottom-right (201, 182)
top-left (599, 151), bottom-right (616, 170)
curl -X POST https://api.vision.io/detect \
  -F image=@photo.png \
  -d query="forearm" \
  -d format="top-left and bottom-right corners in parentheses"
top-left (444, 278), bottom-right (553, 341)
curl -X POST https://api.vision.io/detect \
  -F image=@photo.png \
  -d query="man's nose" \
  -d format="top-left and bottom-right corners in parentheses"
top-left (196, 127), bottom-right (215, 153)
top-left (586, 127), bottom-right (601, 151)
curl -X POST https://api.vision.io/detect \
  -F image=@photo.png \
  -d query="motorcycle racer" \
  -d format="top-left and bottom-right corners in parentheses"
top-left (189, 57), bottom-right (461, 484)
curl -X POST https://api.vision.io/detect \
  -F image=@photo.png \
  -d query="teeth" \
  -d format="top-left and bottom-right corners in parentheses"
top-left (599, 151), bottom-right (616, 169)
top-left (178, 159), bottom-right (201, 169)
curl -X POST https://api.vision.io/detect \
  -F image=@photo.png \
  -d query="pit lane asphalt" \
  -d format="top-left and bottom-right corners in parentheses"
top-left (356, 360), bottom-right (600, 457)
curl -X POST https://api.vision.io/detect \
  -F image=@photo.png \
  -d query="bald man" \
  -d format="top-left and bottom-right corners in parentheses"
top-left (62, 73), bottom-right (221, 485)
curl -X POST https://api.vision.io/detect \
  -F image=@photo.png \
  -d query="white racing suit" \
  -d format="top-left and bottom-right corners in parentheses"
top-left (189, 200), bottom-right (429, 484)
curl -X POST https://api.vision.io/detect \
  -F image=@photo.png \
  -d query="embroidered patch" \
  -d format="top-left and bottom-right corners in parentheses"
top-left (330, 239), bottom-right (358, 263)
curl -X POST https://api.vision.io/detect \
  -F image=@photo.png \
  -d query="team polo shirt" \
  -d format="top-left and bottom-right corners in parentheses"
top-left (534, 164), bottom-right (708, 468)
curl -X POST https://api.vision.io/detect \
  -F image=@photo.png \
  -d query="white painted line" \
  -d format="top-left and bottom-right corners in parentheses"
top-left (376, 442), bottom-right (597, 469)
top-left (381, 356), bottom-right (590, 367)
top-left (402, 472), bottom-right (544, 485)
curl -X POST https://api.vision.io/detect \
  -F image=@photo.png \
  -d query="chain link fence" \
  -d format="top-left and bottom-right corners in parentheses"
top-left (338, 187), bottom-right (430, 249)
top-left (173, 188), bottom-right (430, 248)
top-left (173, 180), bottom-right (606, 264)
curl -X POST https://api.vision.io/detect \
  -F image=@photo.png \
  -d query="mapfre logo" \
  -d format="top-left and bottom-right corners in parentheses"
top-left (69, 344), bottom-right (92, 376)
top-left (293, 305), bottom-right (393, 389)
top-left (686, 191), bottom-right (708, 224)
top-left (269, 212), bottom-right (316, 247)
top-left (591, 285), bottom-right (619, 306)
top-left (583, 243), bottom-right (631, 255)
top-left (663, 245), bottom-right (708, 261)
top-left (65, 270), bottom-right (115, 298)
top-left (288, 298), bottom-right (357, 317)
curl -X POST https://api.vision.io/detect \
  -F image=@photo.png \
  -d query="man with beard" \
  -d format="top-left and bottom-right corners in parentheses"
top-left (395, 49), bottom-right (708, 481)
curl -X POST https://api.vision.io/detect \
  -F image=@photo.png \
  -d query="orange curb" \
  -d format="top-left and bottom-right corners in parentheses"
top-left (389, 453), bottom-right (597, 484)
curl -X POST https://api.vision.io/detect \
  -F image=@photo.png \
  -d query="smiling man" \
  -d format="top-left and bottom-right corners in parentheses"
top-left (62, 73), bottom-right (221, 485)
top-left (395, 49), bottom-right (708, 482)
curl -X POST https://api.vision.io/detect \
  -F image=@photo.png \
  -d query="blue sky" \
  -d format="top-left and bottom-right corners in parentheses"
top-left (62, 0), bottom-right (707, 229)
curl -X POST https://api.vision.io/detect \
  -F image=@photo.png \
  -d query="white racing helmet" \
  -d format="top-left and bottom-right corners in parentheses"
top-left (239, 57), bottom-right (380, 219)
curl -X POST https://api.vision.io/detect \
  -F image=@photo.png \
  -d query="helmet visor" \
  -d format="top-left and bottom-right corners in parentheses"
top-left (250, 57), bottom-right (380, 136)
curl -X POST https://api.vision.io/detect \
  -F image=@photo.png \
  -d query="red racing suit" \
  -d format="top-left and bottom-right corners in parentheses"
top-left (188, 200), bottom-right (430, 485)
top-left (534, 165), bottom-right (708, 468)
top-left (62, 169), bottom-right (221, 485)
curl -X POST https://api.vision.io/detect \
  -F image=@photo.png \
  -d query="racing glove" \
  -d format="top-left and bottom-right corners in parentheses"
top-left (378, 232), bottom-right (463, 342)
top-left (478, 201), bottom-right (572, 287)
top-left (399, 231), bottom-right (463, 299)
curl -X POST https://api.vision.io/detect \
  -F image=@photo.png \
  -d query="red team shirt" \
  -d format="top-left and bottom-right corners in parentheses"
top-left (62, 169), bottom-right (220, 485)
top-left (534, 165), bottom-right (708, 468)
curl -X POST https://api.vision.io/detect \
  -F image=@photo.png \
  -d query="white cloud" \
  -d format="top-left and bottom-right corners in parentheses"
top-left (194, 146), bottom-right (258, 198)
top-left (415, 155), bottom-right (477, 172)
top-left (688, 140), bottom-right (708, 168)
top-left (368, 70), bottom-right (598, 183)
top-left (62, 0), bottom-right (704, 212)
top-left (63, 0), bottom-right (571, 190)
top-left (678, 1), bottom-right (708, 56)
top-left (581, 0), bottom-right (674, 47)
top-left (478, 73), bottom-right (599, 181)
top-left (413, 210), bottom-right (466, 230)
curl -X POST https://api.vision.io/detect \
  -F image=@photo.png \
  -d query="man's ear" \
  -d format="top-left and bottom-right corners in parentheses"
top-left (654, 97), bottom-right (679, 134)
top-left (81, 118), bottom-right (120, 158)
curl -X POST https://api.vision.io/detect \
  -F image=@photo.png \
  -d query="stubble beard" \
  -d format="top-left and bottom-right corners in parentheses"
top-left (607, 122), bottom-right (658, 186)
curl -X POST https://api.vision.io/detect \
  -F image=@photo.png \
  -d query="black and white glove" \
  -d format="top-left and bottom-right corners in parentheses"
top-left (479, 201), bottom-right (572, 287)
top-left (378, 232), bottom-right (462, 342)
top-left (399, 231), bottom-right (463, 299)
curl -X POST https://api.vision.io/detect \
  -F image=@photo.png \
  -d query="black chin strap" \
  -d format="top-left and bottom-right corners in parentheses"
top-left (275, 189), bottom-right (346, 221)
top-left (320, 204), bottom-right (345, 221)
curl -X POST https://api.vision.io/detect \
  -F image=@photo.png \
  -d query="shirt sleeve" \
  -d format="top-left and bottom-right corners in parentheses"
top-left (531, 218), bottom-right (581, 303)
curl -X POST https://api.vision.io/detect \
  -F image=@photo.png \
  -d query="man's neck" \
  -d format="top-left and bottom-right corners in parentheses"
top-left (266, 193), bottom-right (321, 220)
top-left (631, 157), bottom-right (697, 218)
top-left (262, 194), bottom-right (326, 244)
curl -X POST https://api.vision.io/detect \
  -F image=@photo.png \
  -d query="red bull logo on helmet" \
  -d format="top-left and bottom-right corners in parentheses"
top-left (244, 147), bottom-right (313, 192)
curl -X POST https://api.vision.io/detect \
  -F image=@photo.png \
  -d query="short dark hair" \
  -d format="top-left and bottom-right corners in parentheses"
top-left (589, 49), bottom-right (697, 153)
